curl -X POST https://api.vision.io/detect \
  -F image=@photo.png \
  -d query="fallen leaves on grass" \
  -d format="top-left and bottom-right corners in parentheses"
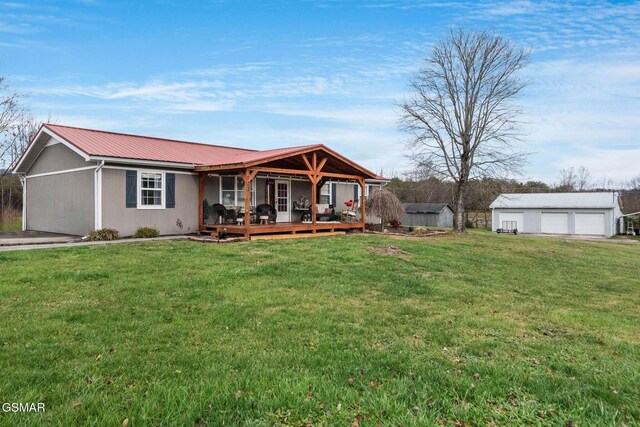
top-left (369, 381), bottom-right (380, 389)
top-left (235, 390), bottom-right (242, 399)
top-left (122, 418), bottom-right (129, 426)
top-left (71, 402), bottom-right (81, 409)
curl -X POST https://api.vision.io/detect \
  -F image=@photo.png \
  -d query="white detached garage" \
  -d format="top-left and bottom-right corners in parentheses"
top-left (490, 192), bottom-right (623, 237)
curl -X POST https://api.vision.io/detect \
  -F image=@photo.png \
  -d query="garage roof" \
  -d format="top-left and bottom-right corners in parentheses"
top-left (490, 192), bottom-right (619, 209)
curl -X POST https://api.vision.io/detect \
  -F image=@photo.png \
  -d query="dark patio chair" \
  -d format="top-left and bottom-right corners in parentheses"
top-left (316, 205), bottom-right (336, 221)
top-left (256, 204), bottom-right (277, 223)
top-left (211, 203), bottom-right (237, 224)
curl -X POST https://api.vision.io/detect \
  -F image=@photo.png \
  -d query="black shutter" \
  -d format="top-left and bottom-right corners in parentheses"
top-left (126, 170), bottom-right (137, 208)
top-left (166, 173), bottom-right (175, 208)
top-left (331, 183), bottom-right (337, 207)
top-left (353, 183), bottom-right (359, 202)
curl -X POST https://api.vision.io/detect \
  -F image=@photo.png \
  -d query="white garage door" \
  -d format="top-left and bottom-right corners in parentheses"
top-left (575, 213), bottom-right (606, 235)
top-left (499, 212), bottom-right (524, 231)
top-left (541, 212), bottom-right (569, 234)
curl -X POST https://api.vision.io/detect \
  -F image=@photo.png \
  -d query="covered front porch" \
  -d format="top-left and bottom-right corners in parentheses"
top-left (195, 145), bottom-right (377, 239)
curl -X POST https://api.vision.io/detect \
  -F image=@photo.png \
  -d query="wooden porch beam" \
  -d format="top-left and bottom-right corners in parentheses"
top-left (301, 154), bottom-right (313, 172)
top-left (198, 173), bottom-right (206, 228)
top-left (316, 157), bottom-right (328, 173)
top-left (248, 166), bottom-right (314, 178)
top-left (358, 178), bottom-right (366, 233)
top-left (246, 169), bottom-right (259, 182)
top-left (311, 175), bottom-right (317, 232)
top-left (242, 169), bottom-right (252, 239)
top-left (315, 172), bottom-right (363, 180)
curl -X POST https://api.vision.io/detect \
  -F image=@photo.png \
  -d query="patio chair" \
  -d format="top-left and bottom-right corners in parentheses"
top-left (256, 204), bottom-right (277, 223)
top-left (316, 205), bottom-right (335, 222)
top-left (211, 203), bottom-right (237, 224)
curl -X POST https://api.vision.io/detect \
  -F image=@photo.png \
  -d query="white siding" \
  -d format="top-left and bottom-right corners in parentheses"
top-left (492, 208), bottom-right (616, 236)
top-left (498, 212), bottom-right (524, 231)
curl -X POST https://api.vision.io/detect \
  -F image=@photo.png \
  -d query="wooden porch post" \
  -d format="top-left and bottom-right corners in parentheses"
top-left (359, 178), bottom-right (366, 233)
top-left (311, 175), bottom-right (317, 233)
top-left (241, 169), bottom-right (259, 240)
top-left (198, 173), bottom-right (205, 230)
top-left (243, 170), bottom-right (251, 240)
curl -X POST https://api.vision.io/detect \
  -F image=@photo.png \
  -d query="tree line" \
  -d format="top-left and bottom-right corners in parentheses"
top-left (0, 74), bottom-right (44, 227)
top-left (386, 167), bottom-right (640, 221)
top-left (396, 28), bottom-right (638, 231)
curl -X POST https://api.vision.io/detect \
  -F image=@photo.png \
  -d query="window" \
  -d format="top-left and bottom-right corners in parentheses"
top-left (319, 183), bottom-right (331, 205)
top-left (220, 176), bottom-right (255, 206)
top-left (366, 184), bottom-right (380, 197)
top-left (139, 171), bottom-right (164, 208)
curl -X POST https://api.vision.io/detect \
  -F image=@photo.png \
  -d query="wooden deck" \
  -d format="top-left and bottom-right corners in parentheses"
top-left (200, 221), bottom-right (364, 239)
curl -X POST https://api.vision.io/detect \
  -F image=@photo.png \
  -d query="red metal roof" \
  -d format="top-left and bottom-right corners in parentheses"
top-left (44, 124), bottom-right (255, 165)
top-left (34, 124), bottom-right (383, 179)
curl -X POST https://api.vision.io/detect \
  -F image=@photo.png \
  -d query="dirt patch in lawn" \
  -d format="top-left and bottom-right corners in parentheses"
top-left (368, 245), bottom-right (410, 257)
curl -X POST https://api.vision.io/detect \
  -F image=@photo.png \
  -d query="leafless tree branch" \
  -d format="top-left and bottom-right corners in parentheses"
top-left (399, 28), bottom-right (530, 231)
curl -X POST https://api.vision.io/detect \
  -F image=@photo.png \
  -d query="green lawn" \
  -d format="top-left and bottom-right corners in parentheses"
top-left (0, 232), bottom-right (638, 426)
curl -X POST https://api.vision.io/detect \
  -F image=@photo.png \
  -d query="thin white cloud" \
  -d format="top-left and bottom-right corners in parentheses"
top-left (559, 149), bottom-right (640, 183)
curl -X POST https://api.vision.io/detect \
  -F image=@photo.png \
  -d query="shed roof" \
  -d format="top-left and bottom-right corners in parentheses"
top-left (403, 203), bottom-right (451, 214)
top-left (490, 192), bottom-right (619, 209)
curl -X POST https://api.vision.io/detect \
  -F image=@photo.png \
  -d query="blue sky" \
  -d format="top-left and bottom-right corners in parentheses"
top-left (1, 0), bottom-right (639, 184)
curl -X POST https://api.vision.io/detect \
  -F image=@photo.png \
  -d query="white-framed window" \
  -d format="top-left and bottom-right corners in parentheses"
top-left (138, 171), bottom-right (165, 209)
top-left (220, 176), bottom-right (256, 206)
top-left (357, 183), bottom-right (381, 200)
top-left (319, 183), bottom-right (331, 205)
top-left (366, 184), bottom-right (380, 197)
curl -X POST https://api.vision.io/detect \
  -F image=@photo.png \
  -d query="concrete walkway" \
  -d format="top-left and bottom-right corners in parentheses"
top-left (0, 235), bottom-right (191, 252)
top-left (0, 231), bottom-right (79, 246)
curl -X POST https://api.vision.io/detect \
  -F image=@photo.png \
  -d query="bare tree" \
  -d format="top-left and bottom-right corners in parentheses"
top-left (621, 175), bottom-right (640, 214)
top-left (0, 76), bottom-right (24, 172)
top-left (0, 75), bottom-right (27, 224)
top-left (399, 28), bottom-right (530, 232)
top-left (557, 166), bottom-right (591, 191)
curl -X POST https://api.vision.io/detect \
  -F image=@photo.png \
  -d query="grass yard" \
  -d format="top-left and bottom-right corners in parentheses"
top-left (0, 231), bottom-right (638, 426)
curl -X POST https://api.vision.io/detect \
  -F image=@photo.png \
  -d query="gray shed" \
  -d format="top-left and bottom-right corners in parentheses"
top-left (401, 203), bottom-right (454, 228)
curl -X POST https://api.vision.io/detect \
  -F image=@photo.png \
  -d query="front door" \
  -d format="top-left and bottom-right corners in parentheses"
top-left (275, 180), bottom-right (290, 222)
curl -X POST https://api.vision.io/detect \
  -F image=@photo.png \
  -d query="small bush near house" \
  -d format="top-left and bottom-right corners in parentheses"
top-left (86, 228), bottom-right (120, 241)
top-left (389, 219), bottom-right (401, 228)
top-left (134, 226), bottom-right (160, 238)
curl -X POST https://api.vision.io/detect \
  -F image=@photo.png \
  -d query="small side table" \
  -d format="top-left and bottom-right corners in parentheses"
top-left (237, 217), bottom-right (244, 226)
top-left (259, 215), bottom-right (269, 225)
